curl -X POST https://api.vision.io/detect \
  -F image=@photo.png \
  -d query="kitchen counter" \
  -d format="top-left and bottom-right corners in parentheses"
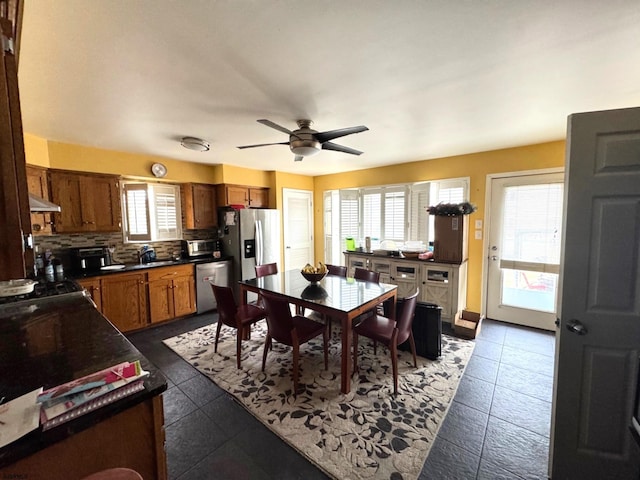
top-left (67, 254), bottom-right (233, 279)
top-left (0, 293), bottom-right (168, 478)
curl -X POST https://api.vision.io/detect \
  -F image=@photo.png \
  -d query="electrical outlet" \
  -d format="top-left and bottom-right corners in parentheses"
top-left (475, 229), bottom-right (482, 240)
top-left (475, 219), bottom-right (482, 229)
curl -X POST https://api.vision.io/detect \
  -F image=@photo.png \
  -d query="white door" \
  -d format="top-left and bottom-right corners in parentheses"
top-left (486, 172), bottom-right (564, 331)
top-left (551, 107), bottom-right (640, 478)
top-left (283, 188), bottom-right (313, 271)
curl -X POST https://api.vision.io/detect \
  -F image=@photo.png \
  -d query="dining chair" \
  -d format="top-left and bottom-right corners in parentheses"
top-left (261, 291), bottom-right (329, 394)
top-left (211, 284), bottom-right (267, 369)
top-left (255, 262), bottom-right (278, 278)
top-left (326, 264), bottom-right (347, 277)
top-left (354, 267), bottom-right (380, 283)
top-left (352, 290), bottom-right (419, 395)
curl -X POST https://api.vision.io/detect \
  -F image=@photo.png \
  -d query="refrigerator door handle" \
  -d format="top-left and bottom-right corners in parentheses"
top-left (255, 220), bottom-right (263, 265)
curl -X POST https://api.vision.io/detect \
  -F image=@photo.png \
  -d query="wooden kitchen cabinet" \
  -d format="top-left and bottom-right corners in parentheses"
top-left (147, 264), bottom-right (196, 323)
top-left (77, 277), bottom-right (103, 312)
top-left (216, 183), bottom-right (269, 208)
top-left (25, 166), bottom-right (54, 235)
top-left (182, 183), bottom-right (217, 229)
top-left (49, 170), bottom-right (121, 233)
top-left (100, 272), bottom-right (148, 332)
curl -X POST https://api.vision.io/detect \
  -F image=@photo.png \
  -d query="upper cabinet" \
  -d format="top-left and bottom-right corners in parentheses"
top-left (26, 165), bottom-right (53, 235)
top-left (182, 183), bottom-right (217, 229)
top-left (217, 184), bottom-right (269, 208)
top-left (49, 170), bottom-right (121, 233)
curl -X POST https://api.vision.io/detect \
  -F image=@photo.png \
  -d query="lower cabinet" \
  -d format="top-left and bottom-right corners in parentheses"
top-left (101, 272), bottom-right (148, 332)
top-left (344, 253), bottom-right (468, 324)
top-left (78, 264), bottom-right (196, 332)
top-left (148, 265), bottom-right (196, 324)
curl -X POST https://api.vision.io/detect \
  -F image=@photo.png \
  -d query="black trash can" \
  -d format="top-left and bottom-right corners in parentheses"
top-left (398, 301), bottom-right (442, 360)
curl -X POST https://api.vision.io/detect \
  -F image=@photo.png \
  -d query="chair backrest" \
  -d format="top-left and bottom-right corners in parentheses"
top-left (354, 267), bottom-right (380, 283)
top-left (261, 291), bottom-right (295, 345)
top-left (395, 290), bottom-right (419, 345)
top-left (255, 262), bottom-right (278, 278)
top-left (326, 264), bottom-right (347, 277)
top-left (211, 284), bottom-right (239, 328)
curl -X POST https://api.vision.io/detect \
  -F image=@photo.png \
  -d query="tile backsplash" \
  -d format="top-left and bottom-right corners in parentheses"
top-left (34, 229), bottom-right (219, 268)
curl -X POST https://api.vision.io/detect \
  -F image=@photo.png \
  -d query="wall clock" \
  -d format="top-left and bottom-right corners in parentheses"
top-left (151, 163), bottom-right (167, 178)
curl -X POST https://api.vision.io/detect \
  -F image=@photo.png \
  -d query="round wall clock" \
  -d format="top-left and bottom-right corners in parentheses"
top-left (151, 163), bottom-right (167, 178)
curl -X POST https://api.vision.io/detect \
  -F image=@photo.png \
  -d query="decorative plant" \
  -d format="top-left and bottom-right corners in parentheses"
top-left (427, 201), bottom-right (477, 216)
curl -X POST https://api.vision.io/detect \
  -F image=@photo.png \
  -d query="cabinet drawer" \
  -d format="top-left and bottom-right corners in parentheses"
top-left (147, 264), bottom-right (193, 281)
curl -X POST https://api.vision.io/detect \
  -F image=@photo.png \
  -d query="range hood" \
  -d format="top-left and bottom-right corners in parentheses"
top-left (29, 193), bottom-right (61, 213)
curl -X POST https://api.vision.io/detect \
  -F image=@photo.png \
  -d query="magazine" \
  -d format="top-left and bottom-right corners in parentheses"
top-left (37, 360), bottom-right (144, 406)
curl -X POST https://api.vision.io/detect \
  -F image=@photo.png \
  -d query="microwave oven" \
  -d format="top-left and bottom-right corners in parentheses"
top-left (182, 239), bottom-right (220, 258)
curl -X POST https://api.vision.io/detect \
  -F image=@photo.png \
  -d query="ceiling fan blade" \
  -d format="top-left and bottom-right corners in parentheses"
top-left (237, 142), bottom-right (289, 149)
top-left (294, 155), bottom-right (304, 162)
top-left (257, 119), bottom-right (292, 135)
top-left (315, 125), bottom-right (368, 143)
top-left (322, 142), bottom-right (364, 156)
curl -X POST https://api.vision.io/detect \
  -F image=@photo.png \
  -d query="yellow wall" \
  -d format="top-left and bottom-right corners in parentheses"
top-left (23, 133), bottom-right (50, 167)
top-left (313, 140), bottom-right (566, 313)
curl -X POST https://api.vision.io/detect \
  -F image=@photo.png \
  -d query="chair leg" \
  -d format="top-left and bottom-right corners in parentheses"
top-left (236, 327), bottom-right (243, 369)
top-left (261, 334), bottom-right (271, 372)
top-left (292, 342), bottom-right (300, 394)
top-left (214, 321), bottom-right (223, 353)
top-left (322, 324), bottom-right (329, 370)
top-left (373, 340), bottom-right (377, 355)
top-left (391, 329), bottom-right (399, 395)
top-left (352, 332), bottom-right (359, 375)
top-left (408, 332), bottom-right (418, 368)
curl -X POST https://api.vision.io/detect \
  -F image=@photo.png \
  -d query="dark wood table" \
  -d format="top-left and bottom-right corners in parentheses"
top-left (239, 269), bottom-right (398, 394)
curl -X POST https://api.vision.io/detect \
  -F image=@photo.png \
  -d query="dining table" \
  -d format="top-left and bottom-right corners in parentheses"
top-left (239, 269), bottom-right (398, 394)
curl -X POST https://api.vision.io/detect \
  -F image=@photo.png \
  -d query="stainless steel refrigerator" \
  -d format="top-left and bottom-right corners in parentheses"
top-left (218, 207), bottom-right (281, 299)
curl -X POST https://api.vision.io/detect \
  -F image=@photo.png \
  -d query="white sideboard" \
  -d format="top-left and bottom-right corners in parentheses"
top-left (344, 252), bottom-right (468, 324)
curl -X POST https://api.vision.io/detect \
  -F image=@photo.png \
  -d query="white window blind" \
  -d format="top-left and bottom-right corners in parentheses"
top-left (384, 189), bottom-right (405, 242)
top-left (362, 191), bottom-right (381, 240)
top-left (409, 183), bottom-right (430, 243)
top-left (124, 184), bottom-right (150, 241)
top-left (151, 184), bottom-right (181, 240)
top-left (340, 190), bottom-right (359, 249)
top-left (122, 181), bottom-right (182, 243)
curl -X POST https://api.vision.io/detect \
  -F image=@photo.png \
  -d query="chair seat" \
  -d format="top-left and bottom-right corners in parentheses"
top-left (354, 314), bottom-right (396, 345)
top-left (291, 315), bottom-right (327, 344)
top-left (237, 304), bottom-right (267, 325)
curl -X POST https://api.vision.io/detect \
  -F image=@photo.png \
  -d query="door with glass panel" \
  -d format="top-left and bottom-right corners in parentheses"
top-left (486, 172), bottom-right (564, 331)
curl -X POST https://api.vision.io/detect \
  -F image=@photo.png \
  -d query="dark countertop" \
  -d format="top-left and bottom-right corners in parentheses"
top-left (0, 293), bottom-right (167, 468)
top-left (67, 254), bottom-right (233, 279)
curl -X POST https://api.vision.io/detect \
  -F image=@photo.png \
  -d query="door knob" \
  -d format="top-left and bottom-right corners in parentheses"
top-left (566, 319), bottom-right (588, 335)
top-left (491, 256), bottom-right (498, 261)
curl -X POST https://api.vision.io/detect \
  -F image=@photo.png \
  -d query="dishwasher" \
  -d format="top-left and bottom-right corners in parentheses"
top-left (195, 260), bottom-right (231, 314)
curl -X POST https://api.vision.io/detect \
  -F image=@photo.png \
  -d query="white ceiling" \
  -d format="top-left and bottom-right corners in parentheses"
top-left (17, 0), bottom-right (640, 176)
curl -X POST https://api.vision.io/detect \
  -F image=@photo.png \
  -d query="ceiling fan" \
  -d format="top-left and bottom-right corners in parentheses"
top-left (237, 119), bottom-right (369, 162)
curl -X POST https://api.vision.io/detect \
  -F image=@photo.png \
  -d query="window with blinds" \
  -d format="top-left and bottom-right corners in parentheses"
top-left (122, 182), bottom-right (182, 242)
top-left (324, 178), bottom-right (468, 261)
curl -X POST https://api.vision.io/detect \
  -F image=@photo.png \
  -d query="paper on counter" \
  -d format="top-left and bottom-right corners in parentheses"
top-left (0, 388), bottom-right (43, 449)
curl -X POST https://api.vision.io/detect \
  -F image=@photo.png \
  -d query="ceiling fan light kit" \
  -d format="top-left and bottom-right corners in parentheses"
top-left (181, 136), bottom-right (210, 152)
top-left (237, 118), bottom-right (368, 162)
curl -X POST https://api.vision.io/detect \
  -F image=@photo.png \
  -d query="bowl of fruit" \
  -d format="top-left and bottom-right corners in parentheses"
top-left (301, 262), bottom-right (328, 283)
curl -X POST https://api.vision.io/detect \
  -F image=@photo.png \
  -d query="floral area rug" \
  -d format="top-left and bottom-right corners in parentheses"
top-left (163, 320), bottom-right (474, 480)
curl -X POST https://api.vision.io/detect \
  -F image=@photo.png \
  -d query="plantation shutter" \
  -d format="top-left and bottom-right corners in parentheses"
top-left (152, 184), bottom-right (181, 240)
top-left (362, 191), bottom-right (381, 240)
top-left (340, 190), bottom-right (359, 251)
top-left (383, 188), bottom-right (405, 243)
top-left (408, 183), bottom-right (430, 243)
top-left (124, 183), bottom-right (151, 242)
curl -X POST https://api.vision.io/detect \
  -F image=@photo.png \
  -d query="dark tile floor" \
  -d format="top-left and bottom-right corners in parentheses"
top-left (127, 314), bottom-right (555, 480)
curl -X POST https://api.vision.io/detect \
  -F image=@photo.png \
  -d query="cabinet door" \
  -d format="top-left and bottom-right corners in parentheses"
top-left (248, 187), bottom-right (268, 208)
top-left (172, 273), bottom-right (196, 318)
top-left (77, 278), bottom-right (102, 312)
top-left (101, 272), bottom-right (148, 332)
top-left (83, 175), bottom-right (121, 232)
top-left (26, 166), bottom-right (53, 235)
top-left (346, 254), bottom-right (369, 277)
top-left (226, 185), bottom-right (249, 206)
top-left (184, 184), bottom-right (217, 229)
top-left (49, 171), bottom-right (84, 233)
top-left (148, 278), bottom-right (174, 324)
